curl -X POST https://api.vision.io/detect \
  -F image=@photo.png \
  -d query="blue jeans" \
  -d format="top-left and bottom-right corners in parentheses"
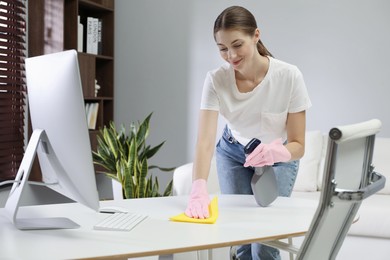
top-left (216, 126), bottom-right (299, 260)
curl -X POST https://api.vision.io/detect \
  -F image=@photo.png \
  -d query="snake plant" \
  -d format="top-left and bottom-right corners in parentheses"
top-left (92, 113), bottom-right (175, 199)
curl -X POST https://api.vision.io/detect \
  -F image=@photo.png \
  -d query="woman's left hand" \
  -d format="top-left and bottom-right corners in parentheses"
top-left (244, 138), bottom-right (291, 167)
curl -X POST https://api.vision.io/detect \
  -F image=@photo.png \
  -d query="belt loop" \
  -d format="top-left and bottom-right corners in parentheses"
top-left (224, 125), bottom-right (237, 144)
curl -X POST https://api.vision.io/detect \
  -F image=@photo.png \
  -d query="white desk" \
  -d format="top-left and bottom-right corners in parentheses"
top-left (0, 195), bottom-right (318, 260)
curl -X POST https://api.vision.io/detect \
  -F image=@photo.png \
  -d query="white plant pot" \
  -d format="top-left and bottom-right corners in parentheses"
top-left (111, 179), bottom-right (124, 200)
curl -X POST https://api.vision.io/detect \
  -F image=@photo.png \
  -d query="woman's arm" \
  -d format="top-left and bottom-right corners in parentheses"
top-left (185, 109), bottom-right (219, 219)
top-left (192, 109), bottom-right (219, 180)
top-left (285, 110), bottom-right (306, 160)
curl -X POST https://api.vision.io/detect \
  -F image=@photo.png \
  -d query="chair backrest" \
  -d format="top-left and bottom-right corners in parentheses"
top-left (296, 119), bottom-right (386, 260)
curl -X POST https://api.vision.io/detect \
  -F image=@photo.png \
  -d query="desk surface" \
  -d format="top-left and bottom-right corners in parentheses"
top-left (0, 195), bottom-right (318, 260)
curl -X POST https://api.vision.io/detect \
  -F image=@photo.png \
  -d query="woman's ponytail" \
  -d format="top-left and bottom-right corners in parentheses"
top-left (256, 39), bottom-right (273, 58)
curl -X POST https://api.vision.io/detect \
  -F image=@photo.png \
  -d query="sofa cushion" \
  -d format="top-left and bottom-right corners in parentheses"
top-left (292, 192), bottom-right (390, 239)
top-left (373, 138), bottom-right (390, 194)
top-left (294, 131), bottom-right (324, 192)
top-left (348, 194), bottom-right (390, 238)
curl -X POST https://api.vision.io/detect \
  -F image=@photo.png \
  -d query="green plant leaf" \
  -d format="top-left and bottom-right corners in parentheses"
top-left (137, 159), bottom-right (148, 198)
top-left (163, 180), bottom-right (173, 196)
top-left (145, 176), bottom-right (152, 197)
top-left (103, 123), bottom-right (119, 159)
top-left (137, 112), bottom-right (152, 144)
top-left (116, 128), bottom-right (128, 159)
top-left (151, 176), bottom-right (160, 197)
top-left (128, 137), bottom-right (137, 180)
top-left (122, 159), bottom-right (136, 199)
top-left (142, 141), bottom-right (165, 159)
top-left (92, 135), bottom-right (117, 174)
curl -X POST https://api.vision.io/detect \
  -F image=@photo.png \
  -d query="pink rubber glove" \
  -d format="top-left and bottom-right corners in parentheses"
top-left (185, 179), bottom-right (210, 219)
top-left (244, 138), bottom-right (291, 167)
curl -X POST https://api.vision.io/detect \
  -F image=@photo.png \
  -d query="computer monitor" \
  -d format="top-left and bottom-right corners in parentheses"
top-left (4, 50), bottom-right (100, 230)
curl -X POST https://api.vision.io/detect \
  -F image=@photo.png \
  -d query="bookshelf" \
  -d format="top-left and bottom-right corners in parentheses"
top-left (64, 0), bottom-right (114, 154)
top-left (28, 0), bottom-right (115, 174)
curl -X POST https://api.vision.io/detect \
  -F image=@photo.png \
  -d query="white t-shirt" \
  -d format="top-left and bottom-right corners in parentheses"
top-left (200, 57), bottom-right (312, 145)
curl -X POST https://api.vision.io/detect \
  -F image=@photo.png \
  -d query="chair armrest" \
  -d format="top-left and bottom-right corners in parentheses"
top-left (334, 171), bottom-right (386, 201)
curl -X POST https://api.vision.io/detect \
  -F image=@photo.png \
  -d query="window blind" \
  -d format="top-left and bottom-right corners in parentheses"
top-left (0, 0), bottom-right (26, 182)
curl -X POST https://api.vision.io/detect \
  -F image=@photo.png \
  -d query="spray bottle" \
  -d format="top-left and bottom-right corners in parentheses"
top-left (244, 138), bottom-right (279, 207)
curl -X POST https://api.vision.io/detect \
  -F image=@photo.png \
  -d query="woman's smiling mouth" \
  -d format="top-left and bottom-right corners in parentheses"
top-left (231, 58), bottom-right (242, 67)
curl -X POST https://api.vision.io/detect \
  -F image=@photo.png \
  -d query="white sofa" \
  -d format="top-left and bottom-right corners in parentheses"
top-left (172, 131), bottom-right (390, 260)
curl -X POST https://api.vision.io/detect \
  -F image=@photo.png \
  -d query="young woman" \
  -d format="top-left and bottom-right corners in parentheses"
top-left (185, 6), bottom-right (312, 259)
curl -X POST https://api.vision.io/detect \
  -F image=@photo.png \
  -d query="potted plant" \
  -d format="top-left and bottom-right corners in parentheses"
top-left (92, 113), bottom-right (175, 199)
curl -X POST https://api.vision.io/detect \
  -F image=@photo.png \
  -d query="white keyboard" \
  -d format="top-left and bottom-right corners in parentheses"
top-left (93, 212), bottom-right (148, 231)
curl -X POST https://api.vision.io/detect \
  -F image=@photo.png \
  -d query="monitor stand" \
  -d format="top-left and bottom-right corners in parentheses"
top-left (4, 129), bottom-right (80, 230)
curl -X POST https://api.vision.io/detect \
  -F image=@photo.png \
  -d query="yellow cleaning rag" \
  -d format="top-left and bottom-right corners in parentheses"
top-left (169, 197), bottom-right (218, 224)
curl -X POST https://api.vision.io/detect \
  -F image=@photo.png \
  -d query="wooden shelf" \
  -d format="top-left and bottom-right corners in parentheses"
top-left (79, 0), bottom-right (114, 11)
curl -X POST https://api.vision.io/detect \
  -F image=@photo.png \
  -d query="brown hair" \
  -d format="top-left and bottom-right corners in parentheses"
top-left (213, 6), bottom-right (273, 57)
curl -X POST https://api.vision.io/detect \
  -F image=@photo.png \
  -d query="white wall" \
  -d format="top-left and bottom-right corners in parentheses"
top-left (115, 0), bottom-right (390, 188)
top-left (115, 0), bottom-right (192, 190)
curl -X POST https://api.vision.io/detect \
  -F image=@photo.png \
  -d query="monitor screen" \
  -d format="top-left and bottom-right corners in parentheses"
top-left (4, 50), bottom-right (100, 230)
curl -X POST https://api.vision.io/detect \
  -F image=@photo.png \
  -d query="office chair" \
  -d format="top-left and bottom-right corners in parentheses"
top-left (265, 119), bottom-right (386, 260)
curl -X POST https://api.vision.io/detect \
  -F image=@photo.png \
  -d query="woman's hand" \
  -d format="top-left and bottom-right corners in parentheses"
top-left (244, 138), bottom-right (291, 167)
top-left (185, 179), bottom-right (210, 219)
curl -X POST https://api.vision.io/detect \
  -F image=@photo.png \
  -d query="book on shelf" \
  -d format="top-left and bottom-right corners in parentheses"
top-left (97, 18), bottom-right (103, 55)
top-left (85, 103), bottom-right (91, 120)
top-left (78, 16), bottom-right (83, 52)
top-left (86, 17), bottom-right (99, 54)
top-left (85, 102), bottom-right (99, 130)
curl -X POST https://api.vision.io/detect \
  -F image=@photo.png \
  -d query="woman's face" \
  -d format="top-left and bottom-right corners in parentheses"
top-left (215, 29), bottom-right (258, 71)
